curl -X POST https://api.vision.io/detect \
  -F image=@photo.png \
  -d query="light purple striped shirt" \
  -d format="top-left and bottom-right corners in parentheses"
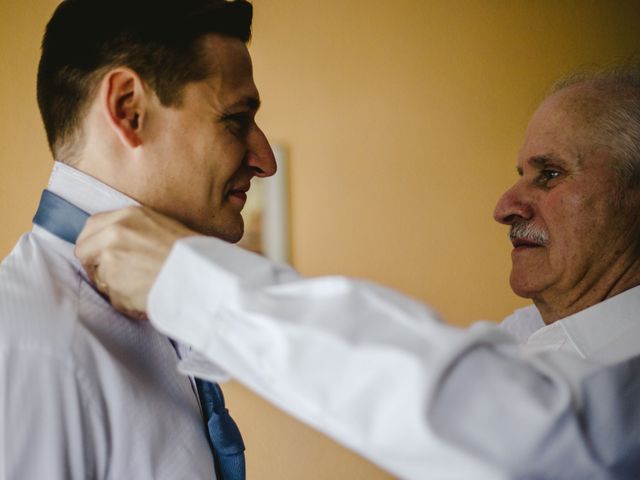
top-left (0, 162), bottom-right (216, 479)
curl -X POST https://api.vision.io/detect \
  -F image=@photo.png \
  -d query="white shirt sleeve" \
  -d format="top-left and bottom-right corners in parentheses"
top-left (148, 236), bottom-right (638, 480)
top-left (0, 345), bottom-right (107, 479)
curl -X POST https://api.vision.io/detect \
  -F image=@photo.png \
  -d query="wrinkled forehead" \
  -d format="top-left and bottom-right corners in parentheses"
top-left (549, 85), bottom-right (610, 128)
top-left (516, 86), bottom-right (603, 169)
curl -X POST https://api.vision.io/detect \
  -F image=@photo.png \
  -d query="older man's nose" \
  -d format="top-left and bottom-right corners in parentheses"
top-left (493, 184), bottom-right (533, 225)
top-left (246, 125), bottom-right (277, 178)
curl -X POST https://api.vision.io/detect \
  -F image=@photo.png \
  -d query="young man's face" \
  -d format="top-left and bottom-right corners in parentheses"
top-left (141, 34), bottom-right (276, 242)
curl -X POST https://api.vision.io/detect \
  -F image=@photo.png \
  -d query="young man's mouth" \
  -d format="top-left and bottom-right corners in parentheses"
top-left (228, 185), bottom-right (250, 205)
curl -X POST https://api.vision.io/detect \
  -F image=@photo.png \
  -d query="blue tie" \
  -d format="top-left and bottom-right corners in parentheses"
top-left (32, 190), bottom-right (90, 244)
top-left (33, 189), bottom-right (246, 479)
top-left (196, 379), bottom-right (246, 480)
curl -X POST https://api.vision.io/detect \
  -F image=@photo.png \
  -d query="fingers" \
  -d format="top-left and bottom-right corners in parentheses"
top-left (93, 264), bottom-right (109, 295)
top-left (74, 205), bottom-right (202, 320)
top-left (75, 206), bottom-right (146, 275)
top-left (76, 206), bottom-right (143, 247)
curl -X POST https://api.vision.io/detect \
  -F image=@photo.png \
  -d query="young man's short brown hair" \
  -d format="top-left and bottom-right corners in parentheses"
top-left (37, 0), bottom-right (252, 158)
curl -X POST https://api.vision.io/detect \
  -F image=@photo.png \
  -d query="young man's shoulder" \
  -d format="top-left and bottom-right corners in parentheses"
top-left (0, 231), bottom-right (84, 354)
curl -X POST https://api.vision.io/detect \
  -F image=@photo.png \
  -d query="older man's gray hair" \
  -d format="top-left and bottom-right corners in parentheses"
top-left (551, 63), bottom-right (640, 189)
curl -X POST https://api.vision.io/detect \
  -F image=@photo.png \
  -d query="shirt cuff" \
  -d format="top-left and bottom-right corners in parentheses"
top-left (147, 236), bottom-right (237, 353)
top-left (178, 350), bottom-right (232, 383)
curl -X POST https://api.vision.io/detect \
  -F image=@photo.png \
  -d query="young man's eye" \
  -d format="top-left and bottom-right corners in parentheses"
top-left (223, 113), bottom-right (251, 136)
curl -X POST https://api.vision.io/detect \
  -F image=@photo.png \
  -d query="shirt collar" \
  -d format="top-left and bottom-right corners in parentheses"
top-left (32, 162), bottom-right (139, 271)
top-left (528, 285), bottom-right (640, 363)
top-left (46, 161), bottom-right (139, 215)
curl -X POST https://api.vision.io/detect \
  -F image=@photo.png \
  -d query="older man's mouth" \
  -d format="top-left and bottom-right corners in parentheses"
top-left (511, 237), bottom-right (544, 250)
top-left (509, 221), bottom-right (549, 252)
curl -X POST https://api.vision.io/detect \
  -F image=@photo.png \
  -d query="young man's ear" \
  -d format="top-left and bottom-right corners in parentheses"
top-left (101, 68), bottom-right (147, 148)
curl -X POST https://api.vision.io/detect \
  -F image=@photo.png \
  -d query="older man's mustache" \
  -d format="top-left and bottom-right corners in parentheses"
top-left (509, 221), bottom-right (549, 246)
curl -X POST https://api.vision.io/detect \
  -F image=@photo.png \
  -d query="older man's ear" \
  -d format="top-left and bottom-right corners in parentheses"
top-left (101, 68), bottom-right (147, 149)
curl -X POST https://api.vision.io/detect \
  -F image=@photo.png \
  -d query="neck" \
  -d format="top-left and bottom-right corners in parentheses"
top-left (534, 255), bottom-right (640, 324)
top-left (72, 150), bottom-right (142, 203)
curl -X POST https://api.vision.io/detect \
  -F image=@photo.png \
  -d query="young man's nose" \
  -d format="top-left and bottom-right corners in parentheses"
top-left (246, 126), bottom-right (277, 177)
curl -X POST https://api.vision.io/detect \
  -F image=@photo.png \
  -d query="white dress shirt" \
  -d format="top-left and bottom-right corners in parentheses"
top-left (148, 236), bottom-right (640, 480)
top-left (0, 163), bottom-right (216, 479)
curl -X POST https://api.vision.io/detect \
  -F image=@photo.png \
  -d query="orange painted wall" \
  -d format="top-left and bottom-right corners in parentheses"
top-left (2, 1), bottom-right (640, 478)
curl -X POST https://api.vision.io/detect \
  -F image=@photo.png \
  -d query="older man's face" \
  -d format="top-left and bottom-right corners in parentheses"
top-left (493, 87), bottom-right (640, 309)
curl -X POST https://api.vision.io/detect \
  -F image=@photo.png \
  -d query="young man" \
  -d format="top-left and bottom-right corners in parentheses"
top-left (0, 0), bottom-right (274, 478)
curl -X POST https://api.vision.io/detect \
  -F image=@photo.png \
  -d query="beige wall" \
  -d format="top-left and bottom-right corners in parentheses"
top-left (2, 1), bottom-right (640, 478)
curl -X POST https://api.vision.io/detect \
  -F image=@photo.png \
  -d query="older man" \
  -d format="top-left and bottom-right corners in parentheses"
top-left (496, 72), bottom-right (640, 325)
top-left (76, 70), bottom-right (640, 478)
top-left (0, 0), bottom-right (275, 478)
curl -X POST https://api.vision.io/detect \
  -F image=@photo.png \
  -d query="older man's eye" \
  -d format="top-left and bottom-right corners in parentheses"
top-left (536, 169), bottom-right (561, 186)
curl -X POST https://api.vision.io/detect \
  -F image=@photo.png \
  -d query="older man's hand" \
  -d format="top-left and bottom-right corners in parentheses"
top-left (75, 207), bottom-right (199, 320)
